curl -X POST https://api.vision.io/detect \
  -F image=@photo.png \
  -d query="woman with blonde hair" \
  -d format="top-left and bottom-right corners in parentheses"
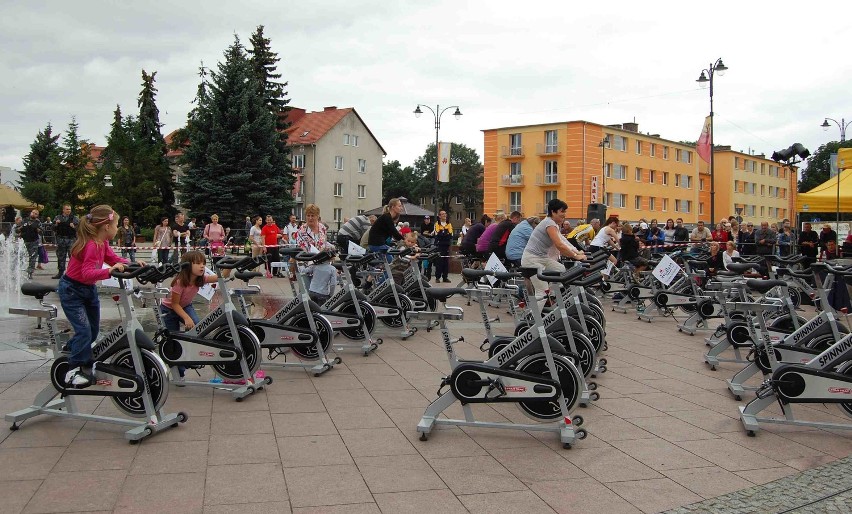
top-left (367, 198), bottom-right (404, 262)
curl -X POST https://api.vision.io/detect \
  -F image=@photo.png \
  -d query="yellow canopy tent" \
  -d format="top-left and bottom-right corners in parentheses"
top-left (0, 184), bottom-right (43, 210)
top-left (795, 148), bottom-right (852, 213)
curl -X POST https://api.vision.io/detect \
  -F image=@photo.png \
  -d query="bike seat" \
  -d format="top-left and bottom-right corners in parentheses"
top-left (344, 253), bottom-right (371, 264)
top-left (21, 282), bottom-right (57, 299)
top-left (537, 266), bottom-right (584, 284)
top-left (462, 269), bottom-right (492, 281)
top-left (493, 271), bottom-right (519, 282)
top-left (518, 267), bottom-right (539, 279)
top-left (280, 247), bottom-right (302, 257)
top-left (745, 279), bottom-right (786, 294)
top-left (234, 271), bottom-right (263, 282)
top-left (425, 288), bottom-right (467, 302)
top-left (295, 250), bottom-right (334, 263)
top-left (726, 263), bottom-right (757, 274)
top-left (716, 270), bottom-right (738, 277)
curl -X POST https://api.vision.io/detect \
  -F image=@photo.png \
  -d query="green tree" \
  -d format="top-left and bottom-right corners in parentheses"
top-left (92, 106), bottom-right (133, 216)
top-left (51, 117), bottom-right (91, 213)
top-left (20, 123), bottom-right (62, 211)
top-left (798, 140), bottom-right (852, 193)
top-left (382, 160), bottom-right (421, 205)
top-left (247, 25), bottom-right (290, 123)
top-left (180, 36), bottom-right (292, 226)
top-left (411, 143), bottom-right (483, 214)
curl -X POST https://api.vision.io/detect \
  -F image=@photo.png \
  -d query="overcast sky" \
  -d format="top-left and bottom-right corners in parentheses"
top-left (2, 0), bottom-right (850, 180)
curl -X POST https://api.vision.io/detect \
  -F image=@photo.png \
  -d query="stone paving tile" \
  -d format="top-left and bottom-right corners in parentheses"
top-left (115, 471), bottom-right (205, 513)
top-left (23, 470), bottom-right (126, 513)
top-left (373, 489), bottom-right (466, 513)
top-left (284, 464), bottom-right (372, 508)
top-left (428, 455), bottom-right (527, 495)
top-left (354, 453), bottom-right (446, 493)
top-left (529, 477), bottom-right (642, 514)
top-left (607, 477), bottom-right (703, 513)
top-left (458, 489), bottom-right (558, 513)
top-left (0, 480), bottom-right (41, 514)
top-left (205, 462), bottom-right (288, 506)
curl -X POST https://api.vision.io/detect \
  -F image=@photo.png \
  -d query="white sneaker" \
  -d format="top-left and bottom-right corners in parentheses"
top-left (64, 367), bottom-right (93, 388)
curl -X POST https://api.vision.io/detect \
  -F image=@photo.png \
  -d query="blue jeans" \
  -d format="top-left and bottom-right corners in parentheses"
top-left (157, 249), bottom-right (170, 265)
top-left (58, 277), bottom-right (100, 368)
top-left (160, 304), bottom-right (200, 332)
top-left (368, 245), bottom-right (390, 283)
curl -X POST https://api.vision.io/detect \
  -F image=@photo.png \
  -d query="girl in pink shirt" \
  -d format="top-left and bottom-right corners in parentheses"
top-left (59, 205), bottom-right (130, 388)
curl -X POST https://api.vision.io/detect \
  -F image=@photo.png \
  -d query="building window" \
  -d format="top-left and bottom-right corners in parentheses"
top-left (634, 195), bottom-right (642, 210)
top-left (680, 175), bottom-right (692, 189)
top-left (760, 206), bottom-right (765, 217)
top-left (292, 154), bottom-right (305, 169)
top-left (635, 167), bottom-right (642, 182)
top-left (662, 198), bottom-right (668, 211)
top-left (468, 210), bottom-right (476, 221)
top-left (635, 140), bottom-right (642, 154)
top-left (357, 209), bottom-right (365, 215)
top-left (510, 162), bottom-right (522, 181)
top-left (676, 199), bottom-right (691, 213)
top-left (510, 133), bottom-right (522, 155)
top-left (611, 135), bottom-right (627, 152)
top-left (612, 164), bottom-right (627, 180)
top-left (747, 182), bottom-right (756, 195)
top-left (352, 135), bottom-right (359, 147)
top-left (734, 180), bottom-right (740, 192)
top-left (545, 130), bottom-right (558, 153)
top-left (662, 172), bottom-right (669, 185)
top-left (333, 183), bottom-right (343, 196)
top-left (333, 208), bottom-right (342, 222)
top-left (699, 202), bottom-right (704, 215)
top-left (343, 134), bottom-right (350, 146)
top-left (357, 184), bottom-right (366, 198)
top-left (544, 161), bottom-right (558, 184)
top-left (649, 197), bottom-right (656, 211)
top-left (699, 178), bottom-right (705, 191)
top-left (358, 159), bottom-right (366, 173)
top-left (334, 156), bottom-right (343, 170)
top-left (663, 146), bottom-right (669, 160)
top-left (761, 163), bottom-right (765, 175)
top-left (606, 193), bottom-right (627, 208)
top-left (544, 190), bottom-right (558, 204)
top-left (455, 196), bottom-right (463, 205)
top-left (675, 174), bottom-right (681, 187)
top-left (455, 211), bottom-right (462, 221)
top-left (760, 184), bottom-right (765, 196)
top-left (650, 170), bottom-right (656, 183)
top-left (650, 143), bottom-right (656, 157)
top-left (676, 149), bottom-right (692, 164)
top-left (509, 191), bottom-right (521, 212)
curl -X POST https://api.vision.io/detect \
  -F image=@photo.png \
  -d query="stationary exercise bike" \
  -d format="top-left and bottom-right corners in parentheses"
top-left (6, 264), bottom-right (186, 443)
top-left (153, 255), bottom-right (272, 400)
top-left (414, 266), bottom-right (589, 448)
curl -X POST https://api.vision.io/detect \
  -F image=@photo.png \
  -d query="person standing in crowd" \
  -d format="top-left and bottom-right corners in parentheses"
top-left (798, 222), bottom-right (818, 267)
top-left (17, 209), bottom-right (42, 279)
top-left (753, 221), bottom-right (776, 257)
top-left (662, 218), bottom-right (676, 245)
top-left (368, 199), bottom-right (404, 263)
top-left (634, 220), bottom-right (649, 241)
top-left (433, 210), bottom-right (454, 283)
top-left (777, 223), bottom-right (793, 256)
top-left (729, 220), bottom-right (741, 248)
top-left (203, 214), bottom-right (228, 257)
top-left (244, 216), bottom-right (252, 233)
top-left (819, 224), bottom-right (838, 256)
top-left (645, 219), bottom-right (665, 247)
top-left (261, 215), bottom-right (283, 278)
top-left (711, 222), bottom-right (731, 243)
top-left (153, 217), bottom-right (172, 265)
top-left (52, 204), bottom-right (78, 278)
top-left (336, 213), bottom-right (373, 252)
top-left (249, 216), bottom-right (264, 262)
top-left (9, 215), bottom-right (23, 238)
top-left (170, 212), bottom-right (191, 262)
top-left (117, 216), bottom-right (137, 263)
top-left (738, 222), bottom-right (756, 256)
top-left (419, 215), bottom-right (435, 279)
top-left (673, 218), bottom-right (690, 244)
top-left (459, 217), bottom-right (472, 245)
top-left (521, 198), bottom-right (587, 297)
top-left (506, 216), bottom-right (540, 266)
top-left (690, 220), bottom-right (712, 242)
top-left (489, 211), bottom-right (521, 261)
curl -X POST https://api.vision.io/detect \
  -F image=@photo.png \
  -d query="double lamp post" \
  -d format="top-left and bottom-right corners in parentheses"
top-left (414, 104), bottom-right (462, 217)
top-left (696, 58), bottom-right (727, 226)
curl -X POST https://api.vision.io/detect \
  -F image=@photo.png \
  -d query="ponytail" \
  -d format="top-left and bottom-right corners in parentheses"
top-left (71, 205), bottom-right (115, 258)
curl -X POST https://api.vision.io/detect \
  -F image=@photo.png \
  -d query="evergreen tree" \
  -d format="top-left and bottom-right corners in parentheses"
top-left (52, 117), bottom-right (91, 213)
top-left (411, 143), bottom-right (483, 213)
top-left (20, 123), bottom-right (62, 211)
top-left (93, 106), bottom-right (133, 216)
top-left (180, 36), bottom-right (292, 225)
top-left (247, 25), bottom-right (290, 121)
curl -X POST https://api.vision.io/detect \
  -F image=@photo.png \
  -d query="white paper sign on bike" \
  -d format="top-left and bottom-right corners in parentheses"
top-left (99, 264), bottom-right (133, 289)
top-left (652, 255), bottom-right (680, 286)
top-left (347, 240), bottom-right (366, 256)
top-left (197, 267), bottom-right (217, 301)
top-left (484, 252), bottom-right (507, 285)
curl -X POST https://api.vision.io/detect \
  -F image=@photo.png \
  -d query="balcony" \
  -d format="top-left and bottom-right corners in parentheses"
top-left (500, 145), bottom-right (525, 158)
top-left (501, 174), bottom-right (524, 187)
top-left (536, 143), bottom-right (560, 156)
top-left (536, 173), bottom-right (560, 186)
top-left (500, 204), bottom-right (523, 215)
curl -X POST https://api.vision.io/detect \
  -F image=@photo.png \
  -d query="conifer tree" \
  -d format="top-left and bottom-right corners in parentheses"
top-left (247, 25), bottom-right (290, 122)
top-left (20, 123), bottom-right (62, 212)
top-left (180, 36), bottom-right (292, 225)
top-left (93, 106), bottom-right (133, 215)
top-left (52, 117), bottom-right (91, 212)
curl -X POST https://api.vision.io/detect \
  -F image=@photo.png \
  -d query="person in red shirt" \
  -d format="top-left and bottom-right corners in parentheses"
top-left (711, 222), bottom-right (731, 243)
top-left (260, 215), bottom-right (283, 278)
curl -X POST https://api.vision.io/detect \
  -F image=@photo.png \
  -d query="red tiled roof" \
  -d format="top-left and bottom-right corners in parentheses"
top-left (165, 130), bottom-right (185, 158)
top-left (283, 106), bottom-right (386, 155)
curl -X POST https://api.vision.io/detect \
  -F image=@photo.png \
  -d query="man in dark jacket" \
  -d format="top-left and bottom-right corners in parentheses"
top-left (52, 204), bottom-right (78, 278)
top-left (673, 218), bottom-right (689, 243)
top-left (17, 209), bottom-right (41, 279)
top-left (799, 222), bottom-right (819, 268)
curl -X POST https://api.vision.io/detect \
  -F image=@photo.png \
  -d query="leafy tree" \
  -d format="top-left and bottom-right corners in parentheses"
top-left (180, 36), bottom-right (292, 226)
top-left (20, 123), bottom-right (62, 211)
top-left (382, 160), bottom-right (421, 205)
top-left (51, 117), bottom-right (91, 213)
top-left (411, 143), bottom-right (483, 214)
top-left (798, 140), bottom-right (852, 193)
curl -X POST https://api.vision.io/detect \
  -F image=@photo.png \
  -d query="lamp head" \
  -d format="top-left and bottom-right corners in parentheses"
top-left (453, 107), bottom-right (462, 120)
top-left (696, 71), bottom-right (709, 88)
top-left (772, 143), bottom-right (810, 163)
top-left (821, 119), bottom-right (831, 130)
top-left (715, 59), bottom-right (727, 76)
top-left (414, 105), bottom-right (422, 118)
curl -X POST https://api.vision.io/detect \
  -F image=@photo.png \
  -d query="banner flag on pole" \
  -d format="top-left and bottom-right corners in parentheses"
top-left (696, 116), bottom-right (711, 163)
top-left (437, 142), bottom-right (451, 182)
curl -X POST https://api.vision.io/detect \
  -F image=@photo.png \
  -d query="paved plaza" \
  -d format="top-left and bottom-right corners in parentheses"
top-left (1, 263), bottom-right (852, 513)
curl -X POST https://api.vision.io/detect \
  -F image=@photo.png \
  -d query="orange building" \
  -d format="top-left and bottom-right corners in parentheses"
top-left (483, 121), bottom-right (796, 225)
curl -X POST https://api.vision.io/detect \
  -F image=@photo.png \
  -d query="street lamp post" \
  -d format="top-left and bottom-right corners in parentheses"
top-left (820, 117), bottom-right (851, 229)
top-left (414, 104), bottom-right (462, 216)
top-left (598, 136), bottom-right (610, 204)
top-left (697, 58), bottom-right (728, 225)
